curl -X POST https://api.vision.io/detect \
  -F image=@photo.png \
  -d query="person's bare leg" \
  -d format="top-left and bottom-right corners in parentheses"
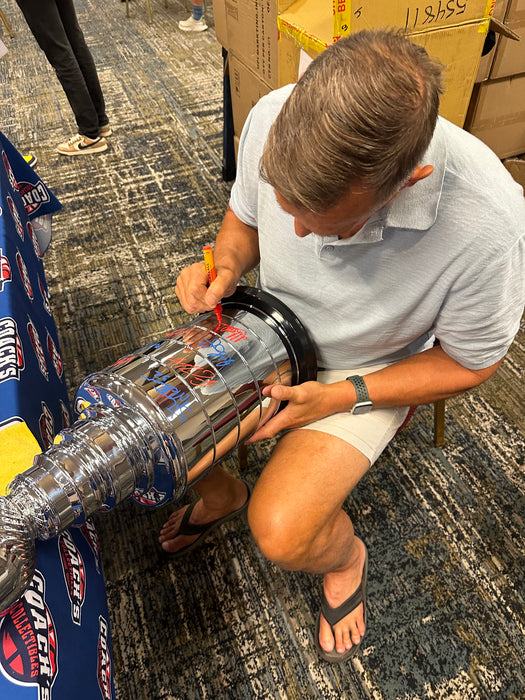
top-left (158, 465), bottom-right (248, 553)
top-left (247, 429), bottom-right (370, 656)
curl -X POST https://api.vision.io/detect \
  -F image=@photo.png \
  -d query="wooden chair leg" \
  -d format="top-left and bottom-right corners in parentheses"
top-left (0, 9), bottom-right (14, 38)
top-left (125, 0), bottom-right (130, 18)
top-left (433, 399), bottom-right (446, 447)
top-left (237, 443), bottom-right (248, 470)
top-left (145, 0), bottom-right (152, 22)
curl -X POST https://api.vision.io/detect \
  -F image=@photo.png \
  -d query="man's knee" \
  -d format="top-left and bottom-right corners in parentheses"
top-left (247, 489), bottom-right (317, 569)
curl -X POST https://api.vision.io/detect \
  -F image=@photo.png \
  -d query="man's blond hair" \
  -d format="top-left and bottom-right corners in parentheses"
top-left (260, 29), bottom-right (444, 213)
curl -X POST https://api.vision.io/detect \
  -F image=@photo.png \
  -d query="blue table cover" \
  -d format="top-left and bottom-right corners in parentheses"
top-left (0, 130), bottom-right (67, 449)
top-left (0, 131), bottom-right (116, 700)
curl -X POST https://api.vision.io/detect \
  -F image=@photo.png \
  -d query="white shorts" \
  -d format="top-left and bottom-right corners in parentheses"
top-left (296, 366), bottom-right (410, 465)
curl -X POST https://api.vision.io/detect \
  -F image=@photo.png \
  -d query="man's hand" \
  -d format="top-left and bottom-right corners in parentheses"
top-left (246, 381), bottom-right (346, 442)
top-left (175, 261), bottom-right (239, 314)
top-left (175, 207), bottom-right (260, 315)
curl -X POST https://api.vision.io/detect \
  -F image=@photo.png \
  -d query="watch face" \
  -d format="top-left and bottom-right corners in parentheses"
top-left (352, 401), bottom-right (373, 415)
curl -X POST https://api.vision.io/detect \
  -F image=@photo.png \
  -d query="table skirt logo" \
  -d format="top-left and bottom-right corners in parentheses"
top-left (16, 250), bottom-right (33, 300)
top-left (0, 249), bottom-right (11, 292)
top-left (97, 616), bottom-right (112, 700)
top-left (60, 399), bottom-right (70, 430)
top-left (38, 274), bottom-right (52, 315)
top-left (27, 220), bottom-right (42, 258)
top-left (39, 401), bottom-right (55, 449)
top-left (6, 194), bottom-right (24, 240)
top-left (0, 316), bottom-right (24, 382)
top-left (46, 330), bottom-right (63, 379)
top-left (0, 570), bottom-right (58, 699)
top-left (58, 530), bottom-right (86, 626)
top-left (79, 520), bottom-right (101, 574)
top-left (27, 316), bottom-right (48, 380)
top-left (18, 180), bottom-right (51, 216)
top-left (2, 150), bottom-right (17, 191)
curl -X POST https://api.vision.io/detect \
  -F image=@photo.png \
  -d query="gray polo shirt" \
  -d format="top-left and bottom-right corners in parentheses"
top-left (230, 84), bottom-right (525, 371)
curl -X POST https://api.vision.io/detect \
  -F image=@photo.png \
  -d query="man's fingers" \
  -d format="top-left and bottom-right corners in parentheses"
top-left (175, 262), bottom-right (218, 313)
top-left (261, 384), bottom-right (294, 402)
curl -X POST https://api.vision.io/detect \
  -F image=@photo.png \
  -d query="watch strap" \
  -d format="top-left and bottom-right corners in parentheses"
top-left (346, 375), bottom-right (373, 414)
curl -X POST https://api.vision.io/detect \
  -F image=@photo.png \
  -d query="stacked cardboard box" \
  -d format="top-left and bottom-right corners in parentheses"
top-left (212, 0), bottom-right (302, 143)
top-left (277, 0), bottom-right (497, 128)
top-left (212, 0), bottom-right (228, 48)
top-left (225, 0), bottom-right (299, 89)
top-left (465, 0), bottom-right (525, 158)
top-left (213, 0), bottom-right (523, 163)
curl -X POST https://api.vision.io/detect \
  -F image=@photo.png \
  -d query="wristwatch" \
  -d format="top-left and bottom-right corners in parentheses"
top-left (346, 375), bottom-right (373, 415)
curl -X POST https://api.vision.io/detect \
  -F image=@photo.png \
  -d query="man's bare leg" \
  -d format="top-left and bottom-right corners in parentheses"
top-left (247, 429), bottom-right (370, 656)
top-left (158, 465), bottom-right (248, 553)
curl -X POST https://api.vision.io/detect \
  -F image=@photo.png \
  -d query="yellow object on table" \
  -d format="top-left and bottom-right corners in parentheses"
top-left (0, 420), bottom-right (40, 495)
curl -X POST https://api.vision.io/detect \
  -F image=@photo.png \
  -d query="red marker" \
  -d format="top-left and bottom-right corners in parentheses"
top-left (202, 245), bottom-right (222, 326)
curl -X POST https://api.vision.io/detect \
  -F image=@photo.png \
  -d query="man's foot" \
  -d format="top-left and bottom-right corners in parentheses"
top-left (159, 480), bottom-right (250, 556)
top-left (100, 123), bottom-right (112, 137)
top-left (56, 134), bottom-right (107, 156)
top-left (178, 15), bottom-right (208, 32)
top-left (316, 539), bottom-right (368, 662)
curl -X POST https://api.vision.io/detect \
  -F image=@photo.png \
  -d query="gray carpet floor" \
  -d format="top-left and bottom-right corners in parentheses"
top-left (2, 0), bottom-right (524, 697)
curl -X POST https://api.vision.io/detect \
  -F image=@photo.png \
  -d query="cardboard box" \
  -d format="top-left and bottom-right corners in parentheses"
top-left (278, 2), bottom-right (492, 126)
top-left (489, 0), bottom-right (525, 77)
top-left (474, 0), bottom-right (523, 80)
top-left (225, 0), bottom-right (299, 89)
top-left (354, 0), bottom-right (495, 32)
top-left (229, 54), bottom-right (272, 137)
top-left (492, 0), bottom-right (512, 21)
top-left (502, 0), bottom-right (525, 23)
top-left (411, 23), bottom-right (490, 125)
top-left (278, 0), bottom-right (495, 54)
top-left (212, 0), bottom-right (228, 49)
top-left (465, 74), bottom-right (525, 158)
top-left (475, 26), bottom-right (501, 81)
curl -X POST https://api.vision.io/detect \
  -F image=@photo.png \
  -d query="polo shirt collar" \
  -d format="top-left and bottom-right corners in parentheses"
top-left (383, 120), bottom-right (446, 232)
top-left (315, 121), bottom-right (446, 248)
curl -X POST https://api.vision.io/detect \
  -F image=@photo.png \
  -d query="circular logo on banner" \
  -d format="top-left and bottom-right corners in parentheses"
top-left (0, 570), bottom-right (58, 696)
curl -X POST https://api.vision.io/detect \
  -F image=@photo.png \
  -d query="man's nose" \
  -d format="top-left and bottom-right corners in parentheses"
top-left (294, 219), bottom-right (311, 237)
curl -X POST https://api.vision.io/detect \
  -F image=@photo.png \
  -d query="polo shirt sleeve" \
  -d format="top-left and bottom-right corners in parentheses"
top-left (434, 234), bottom-right (524, 370)
top-left (229, 85), bottom-right (294, 232)
top-left (228, 107), bottom-right (263, 231)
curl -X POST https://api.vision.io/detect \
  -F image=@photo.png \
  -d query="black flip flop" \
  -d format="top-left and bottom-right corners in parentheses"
top-left (159, 481), bottom-right (251, 558)
top-left (315, 544), bottom-right (368, 663)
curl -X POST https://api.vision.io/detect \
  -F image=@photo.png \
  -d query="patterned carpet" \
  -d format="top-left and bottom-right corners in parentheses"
top-left (2, 1), bottom-right (524, 698)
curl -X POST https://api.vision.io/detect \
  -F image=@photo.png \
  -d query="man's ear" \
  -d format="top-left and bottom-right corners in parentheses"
top-left (404, 164), bottom-right (434, 188)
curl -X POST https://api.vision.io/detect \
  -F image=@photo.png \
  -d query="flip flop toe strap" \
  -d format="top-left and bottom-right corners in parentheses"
top-left (177, 503), bottom-right (222, 536)
top-left (176, 483), bottom-right (252, 538)
top-left (320, 587), bottom-right (364, 628)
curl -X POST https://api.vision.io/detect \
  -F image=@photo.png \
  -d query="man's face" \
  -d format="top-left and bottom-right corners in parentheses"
top-left (275, 185), bottom-right (384, 240)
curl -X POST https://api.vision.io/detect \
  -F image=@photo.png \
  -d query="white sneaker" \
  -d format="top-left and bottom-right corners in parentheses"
top-left (56, 134), bottom-right (108, 156)
top-left (178, 15), bottom-right (207, 32)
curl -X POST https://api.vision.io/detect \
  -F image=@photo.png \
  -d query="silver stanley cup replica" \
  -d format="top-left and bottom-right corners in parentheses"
top-left (0, 287), bottom-right (317, 614)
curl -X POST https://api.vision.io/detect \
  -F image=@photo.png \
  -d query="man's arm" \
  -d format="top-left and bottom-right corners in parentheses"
top-left (248, 344), bottom-right (503, 441)
top-left (175, 206), bottom-right (260, 314)
top-left (357, 344), bottom-right (502, 406)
